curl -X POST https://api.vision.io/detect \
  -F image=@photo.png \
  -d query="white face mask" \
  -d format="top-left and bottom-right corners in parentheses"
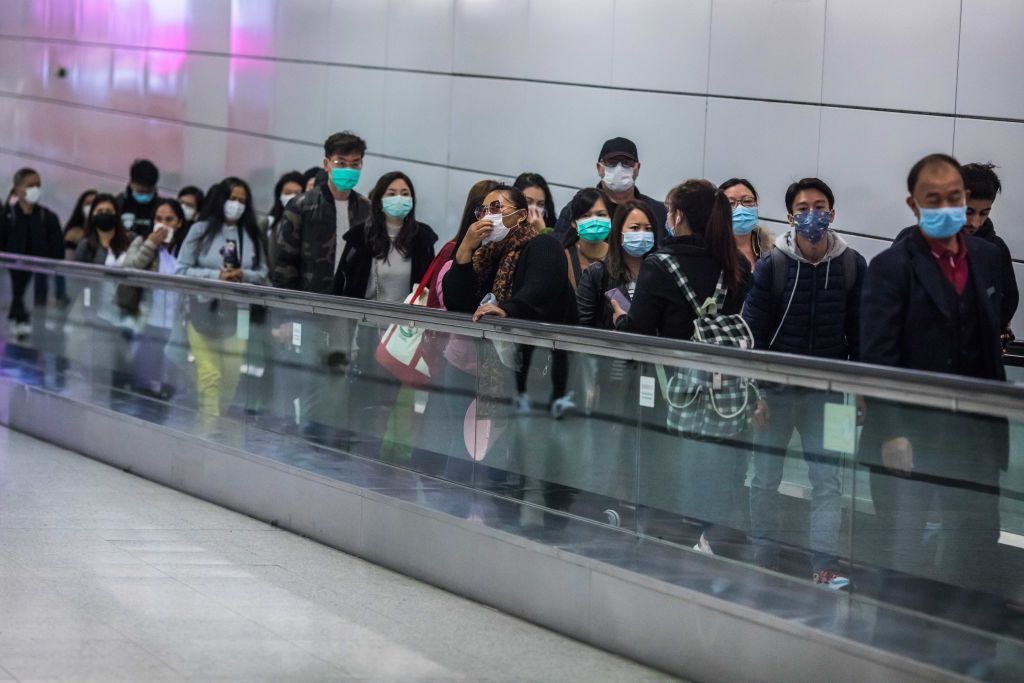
top-left (602, 164), bottom-right (635, 193)
top-left (223, 199), bottom-right (245, 222)
top-left (280, 193), bottom-right (297, 208)
top-left (181, 204), bottom-right (195, 221)
top-left (24, 186), bottom-right (41, 205)
top-left (482, 213), bottom-right (510, 245)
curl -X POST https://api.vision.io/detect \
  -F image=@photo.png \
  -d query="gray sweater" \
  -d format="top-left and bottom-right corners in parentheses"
top-left (175, 220), bottom-right (268, 284)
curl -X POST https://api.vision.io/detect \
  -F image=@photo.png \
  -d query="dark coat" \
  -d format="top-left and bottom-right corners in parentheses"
top-left (859, 230), bottom-right (1008, 471)
top-left (442, 234), bottom-right (578, 324)
top-left (337, 221), bottom-right (438, 299)
top-left (742, 239), bottom-right (866, 359)
top-left (115, 187), bottom-right (159, 238)
top-left (553, 184), bottom-right (668, 242)
top-left (615, 236), bottom-right (751, 340)
top-left (577, 260), bottom-right (632, 330)
top-left (271, 183), bottom-right (371, 295)
top-left (896, 222), bottom-right (1017, 331)
top-left (0, 203), bottom-right (63, 259)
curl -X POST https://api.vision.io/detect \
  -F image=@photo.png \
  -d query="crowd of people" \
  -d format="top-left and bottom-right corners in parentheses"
top-left (0, 132), bottom-right (1018, 633)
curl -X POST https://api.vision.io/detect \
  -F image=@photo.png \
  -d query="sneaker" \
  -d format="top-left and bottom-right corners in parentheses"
top-left (15, 322), bottom-right (31, 339)
top-left (514, 393), bottom-right (531, 414)
top-left (603, 509), bottom-right (621, 527)
top-left (693, 532), bottom-right (715, 555)
top-left (549, 392), bottom-right (575, 420)
top-left (813, 569), bottom-right (850, 590)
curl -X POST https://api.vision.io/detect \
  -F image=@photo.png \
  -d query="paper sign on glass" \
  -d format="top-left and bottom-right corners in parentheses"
top-left (639, 376), bottom-right (656, 408)
top-left (823, 402), bottom-right (857, 455)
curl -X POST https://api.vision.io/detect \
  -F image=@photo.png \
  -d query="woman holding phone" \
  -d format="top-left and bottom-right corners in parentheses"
top-left (176, 177), bottom-right (268, 430)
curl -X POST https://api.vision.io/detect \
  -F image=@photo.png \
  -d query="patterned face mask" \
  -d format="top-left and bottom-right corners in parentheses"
top-left (792, 210), bottom-right (832, 244)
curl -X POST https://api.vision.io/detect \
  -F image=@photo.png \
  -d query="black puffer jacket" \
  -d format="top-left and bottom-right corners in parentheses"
top-left (743, 231), bottom-right (866, 359)
top-left (271, 183), bottom-right (371, 295)
top-left (115, 186), bottom-right (159, 238)
top-left (615, 235), bottom-right (750, 340)
top-left (0, 203), bottom-right (63, 259)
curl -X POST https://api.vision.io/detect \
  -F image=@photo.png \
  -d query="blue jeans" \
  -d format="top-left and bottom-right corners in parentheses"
top-left (749, 388), bottom-right (844, 574)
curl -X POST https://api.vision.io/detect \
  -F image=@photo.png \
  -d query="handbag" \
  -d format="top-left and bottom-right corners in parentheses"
top-left (373, 254), bottom-right (444, 387)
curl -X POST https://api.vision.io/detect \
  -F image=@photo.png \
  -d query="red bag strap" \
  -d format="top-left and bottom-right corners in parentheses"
top-left (411, 244), bottom-right (452, 303)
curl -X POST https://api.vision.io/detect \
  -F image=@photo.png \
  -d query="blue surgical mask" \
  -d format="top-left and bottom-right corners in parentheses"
top-left (665, 218), bottom-right (674, 238)
top-left (792, 210), bottom-right (831, 244)
top-left (918, 205), bottom-right (966, 240)
top-left (382, 195), bottom-right (413, 219)
top-left (622, 231), bottom-right (654, 257)
top-left (331, 168), bottom-right (360, 192)
top-left (132, 191), bottom-right (154, 204)
top-left (731, 206), bottom-right (758, 235)
top-left (577, 216), bottom-right (611, 242)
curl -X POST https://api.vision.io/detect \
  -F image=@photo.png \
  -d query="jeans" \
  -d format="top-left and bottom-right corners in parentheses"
top-left (750, 388), bottom-right (844, 574)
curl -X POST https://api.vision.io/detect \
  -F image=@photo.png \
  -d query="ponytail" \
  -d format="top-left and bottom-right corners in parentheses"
top-left (667, 180), bottom-right (743, 292)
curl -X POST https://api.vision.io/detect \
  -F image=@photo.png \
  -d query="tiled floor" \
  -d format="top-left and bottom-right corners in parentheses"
top-left (0, 426), bottom-right (674, 682)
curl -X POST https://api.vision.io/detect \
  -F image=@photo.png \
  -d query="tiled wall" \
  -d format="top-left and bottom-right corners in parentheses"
top-left (0, 0), bottom-right (1020, 330)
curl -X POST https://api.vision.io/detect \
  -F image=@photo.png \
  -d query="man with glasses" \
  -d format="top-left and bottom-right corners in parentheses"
top-left (553, 137), bottom-right (667, 241)
top-left (272, 131), bottom-right (371, 449)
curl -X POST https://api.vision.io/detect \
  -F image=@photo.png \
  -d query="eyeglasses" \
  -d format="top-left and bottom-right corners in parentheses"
top-left (327, 158), bottom-right (362, 170)
top-left (727, 196), bottom-right (757, 208)
top-left (601, 158), bottom-right (636, 168)
top-left (474, 200), bottom-right (509, 220)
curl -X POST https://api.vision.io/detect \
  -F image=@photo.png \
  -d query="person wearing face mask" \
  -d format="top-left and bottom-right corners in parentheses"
top-left (860, 154), bottom-right (1011, 669)
top-left (263, 171), bottom-right (304, 266)
top-left (562, 188), bottom-right (612, 290)
top-left (115, 159), bottom-right (160, 238)
top-left (177, 185), bottom-right (205, 229)
top-left (124, 198), bottom-right (188, 401)
top-left (270, 133), bottom-right (372, 448)
top-left (741, 177), bottom-right (866, 589)
top-left (553, 137), bottom-right (667, 242)
top-left (55, 188), bottom-right (98, 307)
top-left (176, 177), bottom-right (269, 431)
top-left (73, 194), bottom-right (136, 394)
top-left (513, 173), bottom-right (558, 233)
top-left (719, 178), bottom-right (774, 270)
top-left (0, 168), bottom-right (64, 338)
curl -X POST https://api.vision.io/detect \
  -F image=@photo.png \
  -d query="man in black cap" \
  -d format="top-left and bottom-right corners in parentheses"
top-left (116, 158), bottom-right (160, 238)
top-left (553, 136), bottom-right (667, 241)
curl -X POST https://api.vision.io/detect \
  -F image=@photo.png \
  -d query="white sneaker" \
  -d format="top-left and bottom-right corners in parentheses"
top-left (15, 322), bottom-right (31, 338)
top-left (514, 393), bottom-right (531, 414)
top-left (549, 392), bottom-right (575, 420)
top-left (693, 532), bottom-right (715, 555)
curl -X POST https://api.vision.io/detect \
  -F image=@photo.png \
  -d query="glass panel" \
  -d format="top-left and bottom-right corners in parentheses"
top-left (468, 341), bottom-right (641, 533)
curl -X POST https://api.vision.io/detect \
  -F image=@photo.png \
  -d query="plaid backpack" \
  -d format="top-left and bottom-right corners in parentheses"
top-left (653, 253), bottom-right (758, 439)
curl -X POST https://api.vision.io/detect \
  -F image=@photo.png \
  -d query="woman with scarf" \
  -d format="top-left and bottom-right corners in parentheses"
top-left (441, 184), bottom-right (577, 510)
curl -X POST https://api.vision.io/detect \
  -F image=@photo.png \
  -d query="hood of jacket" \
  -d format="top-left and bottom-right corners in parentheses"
top-left (774, 228), bottom-right (849, 265)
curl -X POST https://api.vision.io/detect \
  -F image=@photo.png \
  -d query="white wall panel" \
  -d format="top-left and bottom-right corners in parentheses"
top-left (387, 0), bottom-right (454, 73)
top-left (612, 0), bottom-right (710, 93)
top-left (818, 108), bottom-right (954, 241)
top-left (453, 0), bottom-right (528, 78)
top-left (448, 77), bottom-right (528, 178)
top-left (324, 66), bottom-right (387, 154)
top-left (957, 0), bottom-right (1024, 120)
top-left (953, 118), bottom-right (1024, 259)
top-left (822, 0), bottom-right (960, 113)
top-left (703, 99), bottom-right (820, 222)
top-left (709, 0), bottom-right (825, 103)
top-left (328, 0), bottom-right (390, 67)
top-left (271, 0), bottom-right (333, 62)
top-left (382, 72), bottom-right (452, 166)
top-left (525, 0), bottom-right (614, 87)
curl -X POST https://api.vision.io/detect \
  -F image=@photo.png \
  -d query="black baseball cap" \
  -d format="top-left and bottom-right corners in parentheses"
top-left (599, 137), bottom-right (638, 164)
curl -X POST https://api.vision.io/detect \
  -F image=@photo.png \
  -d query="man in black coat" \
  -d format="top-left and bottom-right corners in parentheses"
top-left (115, 159), bottom-right (160, 238)
top-left (0, 168), bottom-right (63, 337)
top-left (860, 153), bottom-right (1007, 669)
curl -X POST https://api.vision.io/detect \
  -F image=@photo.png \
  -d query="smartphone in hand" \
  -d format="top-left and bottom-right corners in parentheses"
top-left (605, 287), bottom-right (631, 313)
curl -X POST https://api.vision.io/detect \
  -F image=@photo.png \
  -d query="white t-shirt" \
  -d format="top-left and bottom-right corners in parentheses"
top-left (334, 199), bottom-right (349, 272)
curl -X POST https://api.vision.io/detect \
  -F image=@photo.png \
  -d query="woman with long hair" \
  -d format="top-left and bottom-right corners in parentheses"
top-left (613, 179), bottom-right (751, 556)
top-left (176, 177), bottom-right (268, 431)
